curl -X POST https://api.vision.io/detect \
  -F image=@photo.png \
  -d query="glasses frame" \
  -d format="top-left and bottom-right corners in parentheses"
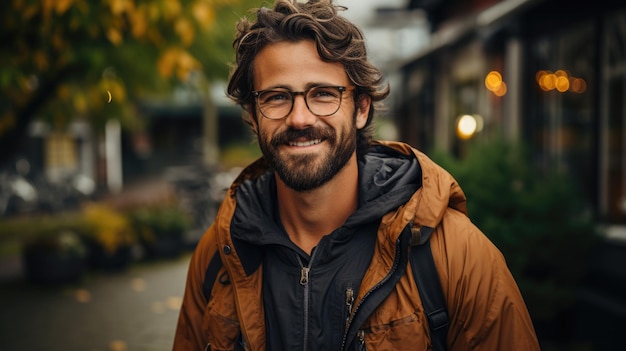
top-left (252, 85), bottom-right (356, 120)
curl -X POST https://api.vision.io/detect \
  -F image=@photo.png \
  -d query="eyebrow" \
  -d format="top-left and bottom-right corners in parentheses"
top-left (257, 82), bottom-right (346, 91)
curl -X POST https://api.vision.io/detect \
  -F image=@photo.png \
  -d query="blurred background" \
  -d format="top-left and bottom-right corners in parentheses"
top-left (0, 0), bottom-right (624, 350)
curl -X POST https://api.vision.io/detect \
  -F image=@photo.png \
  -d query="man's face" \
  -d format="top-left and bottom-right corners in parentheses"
top-left (251, 40), bottom-right (369, 192)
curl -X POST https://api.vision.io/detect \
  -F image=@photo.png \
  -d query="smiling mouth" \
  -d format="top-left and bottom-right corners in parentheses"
top-left (288, 139), bottom-right (322, 147)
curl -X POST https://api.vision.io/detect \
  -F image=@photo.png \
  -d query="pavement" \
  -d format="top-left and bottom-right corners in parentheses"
top-left (0, 253), bottom-right (191, 351)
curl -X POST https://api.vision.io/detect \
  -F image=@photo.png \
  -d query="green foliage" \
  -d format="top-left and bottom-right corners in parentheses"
top-left (23, 230), bottom-right (87, 260)
top-left (432, 138), bottom-right (601, 322)
top-left (0, 0), bottom-right (266, 164)
top-left (128, 204), bottom-right (191, 243)
top-left (220, 141), bottom-right (262, 169)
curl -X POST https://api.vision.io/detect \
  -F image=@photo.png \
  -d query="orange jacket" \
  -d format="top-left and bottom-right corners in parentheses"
top-left (173, 140), bottom-right (540, 350)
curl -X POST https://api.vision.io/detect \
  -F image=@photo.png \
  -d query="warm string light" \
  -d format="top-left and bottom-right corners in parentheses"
top-left (484, 69), bottom-right (586, 95)
top-left (536, 70), bottom-right (586, 93)
top-left (485, 71), bottom-right (507, 97)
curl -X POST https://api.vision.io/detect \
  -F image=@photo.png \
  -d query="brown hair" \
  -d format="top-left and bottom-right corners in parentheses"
top-left (226, 0), bottom-right (390, 153)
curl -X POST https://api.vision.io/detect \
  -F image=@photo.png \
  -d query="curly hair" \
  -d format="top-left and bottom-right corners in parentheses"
top-left (226, 0), bottom-right (390, 153)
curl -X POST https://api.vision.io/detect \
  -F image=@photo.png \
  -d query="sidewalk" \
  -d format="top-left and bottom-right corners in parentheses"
top-left (0, 253), bottom-right (191, 351)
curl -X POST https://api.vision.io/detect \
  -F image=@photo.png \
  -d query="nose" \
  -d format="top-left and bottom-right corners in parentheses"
top-left (285, 94), bottom-right (316, 129)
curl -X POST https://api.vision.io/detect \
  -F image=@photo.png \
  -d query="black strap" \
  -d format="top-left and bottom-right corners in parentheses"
top-left (202, 252), bottom-right (223, 301)
top-left (410, 238), bottom-right (449, 351)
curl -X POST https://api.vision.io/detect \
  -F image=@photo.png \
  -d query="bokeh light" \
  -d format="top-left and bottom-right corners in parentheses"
top-left (485, 71), bottom-right (506, 96)
top-left (457, 114), bottom-right (478, 140)
top-left (536, 69), bottom-right (586, 93)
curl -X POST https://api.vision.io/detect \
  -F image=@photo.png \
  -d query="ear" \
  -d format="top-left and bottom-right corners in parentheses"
top-left (355, 94), bottom-right (371, 130)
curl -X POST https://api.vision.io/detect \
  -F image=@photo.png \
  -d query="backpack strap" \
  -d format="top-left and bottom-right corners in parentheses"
top-left (200, 226), bottom-right (450, 350)
top-left (410, 226), bottom-right (449, 351)
top-left (202, 252), bottom-right (223, 301)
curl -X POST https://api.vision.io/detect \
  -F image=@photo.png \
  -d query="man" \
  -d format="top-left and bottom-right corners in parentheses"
top-left (173, 0), bottom-right (540, 350)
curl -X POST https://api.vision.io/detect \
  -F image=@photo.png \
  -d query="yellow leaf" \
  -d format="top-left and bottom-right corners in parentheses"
top-left (174, 18), bottom-right (194, 46)
top-left (147, 3), bottom-right (160, 21)
top-left (42, 0), bottom-right (53, 19)
top-left (157, 48), bottom-right (180, 78)
top-left (129, 7), bottom-right (148, 38)
top-left (191, 1), bottom-right (215, 29)
top-left (107, 28), bottom-right (123, 45)
top-left (110, 0), bottom-right (134, 15)
top-left (73, 93), bottom-right (88, 114)
top-left (54, 0), bottom-right (75, 14)
top-left (157, 48), bottom-right (201, 81)
top-left (175, 51), bottom-right (201, 81)
top-left (163, 0), bottom-right (182, 20)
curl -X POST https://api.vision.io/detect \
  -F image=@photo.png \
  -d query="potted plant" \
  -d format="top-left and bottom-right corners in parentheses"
top-left (129, 203), bottom-right (190, 260)
top-left (80, 203), bottom-right (136, 271)
top-left (22, 223), bottom-right (88, 284)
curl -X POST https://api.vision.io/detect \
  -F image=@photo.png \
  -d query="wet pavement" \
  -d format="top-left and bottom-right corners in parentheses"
top-left (0, 253), bottom-right (191, 351)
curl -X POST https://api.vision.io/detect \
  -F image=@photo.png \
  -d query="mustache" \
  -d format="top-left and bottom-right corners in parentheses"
top-left (271, 127), bottom-right (333, 147)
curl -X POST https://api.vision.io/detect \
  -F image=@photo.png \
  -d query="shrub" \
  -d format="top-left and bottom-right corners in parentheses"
top-left (127, 203), bottom-right (191, 258)
top-left (432, 138), bottom-right (601, 324)
top-left (81, 203), bottom-right (135, 254)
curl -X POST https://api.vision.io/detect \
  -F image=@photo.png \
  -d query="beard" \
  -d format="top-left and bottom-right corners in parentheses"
top-left (258, 121), bottom-right (357, 192)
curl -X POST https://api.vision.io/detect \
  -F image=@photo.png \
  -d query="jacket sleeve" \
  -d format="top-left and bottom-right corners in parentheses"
top-left (172, 225), bottom-right (219, 351)
top-left (434, 209), bottom-right (541, 351)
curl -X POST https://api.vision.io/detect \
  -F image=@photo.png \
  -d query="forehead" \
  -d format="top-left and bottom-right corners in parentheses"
top-left (253, 40), bottom-right (349, 90)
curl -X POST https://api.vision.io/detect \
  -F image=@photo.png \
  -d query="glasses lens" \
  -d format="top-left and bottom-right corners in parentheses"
top-left (306, 87), bottom-right (342, 116)
top-left (257, 90), bottom-right (292, 119)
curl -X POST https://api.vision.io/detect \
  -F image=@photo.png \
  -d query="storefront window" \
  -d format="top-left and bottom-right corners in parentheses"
top-left (527, 21), bottom-right (596, 212)
top-left (602, 9), bottom-right (626, 222)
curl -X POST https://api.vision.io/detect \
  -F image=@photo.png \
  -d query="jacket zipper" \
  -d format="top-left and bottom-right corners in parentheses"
top-left (297, 250), bottom-right (317, 351)
top-left (346, 287), bottom-right (367, 350)
top-left (340, 238), bottom-right (402, 351)
top-left (357, 330), bottom-right (366, 351)
top-left (345, 287), bottom-right (354, 332)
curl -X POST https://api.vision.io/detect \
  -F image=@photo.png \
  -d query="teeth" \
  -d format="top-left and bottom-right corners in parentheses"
top-left (289, 139), bottom-right (321, 147)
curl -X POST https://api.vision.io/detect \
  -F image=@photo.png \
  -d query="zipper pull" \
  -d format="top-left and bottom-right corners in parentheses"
top-left (300, 266), bottom-right (310, 285)
top-left (345, 287), bottom-right (354, 329)
top-left (357, 329), bottom-right (366, 350)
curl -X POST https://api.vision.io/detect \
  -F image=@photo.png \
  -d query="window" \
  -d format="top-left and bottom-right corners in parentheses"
top-left (601, 9), bottom-right (626, 222)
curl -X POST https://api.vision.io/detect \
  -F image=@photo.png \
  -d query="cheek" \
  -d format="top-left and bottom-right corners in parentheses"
top-left (256, 120), bottom-right (281, 142)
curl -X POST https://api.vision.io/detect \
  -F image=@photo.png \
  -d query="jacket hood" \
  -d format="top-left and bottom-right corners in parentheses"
top-left (374, 141), bottom-right (467, 230)
top-left (230, 144), bottom-right (421, 238)
top-left (225, 141), bottom-right (467, 273)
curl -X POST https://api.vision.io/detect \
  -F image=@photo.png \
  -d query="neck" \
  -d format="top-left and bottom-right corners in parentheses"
top-left (276, 154), bottom-right (359, 254)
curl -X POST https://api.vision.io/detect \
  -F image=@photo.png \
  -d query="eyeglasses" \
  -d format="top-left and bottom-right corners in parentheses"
top-left (252, 85), bottom-right (355, 120)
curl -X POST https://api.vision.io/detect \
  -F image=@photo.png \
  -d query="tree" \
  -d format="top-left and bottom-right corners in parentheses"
top-left (0, 0), bottom-right (264, 168)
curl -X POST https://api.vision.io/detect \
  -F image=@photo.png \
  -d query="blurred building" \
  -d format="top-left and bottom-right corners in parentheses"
top-left (12, 83), bottom-right (245, 196)
top-left (391, 0), bottom-right (625, 348)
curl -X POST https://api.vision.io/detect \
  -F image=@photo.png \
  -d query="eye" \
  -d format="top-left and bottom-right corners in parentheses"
top-left (309, 87), bottom-right (340, 100)
top-left (259, 90), bottom-right (290, 104)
